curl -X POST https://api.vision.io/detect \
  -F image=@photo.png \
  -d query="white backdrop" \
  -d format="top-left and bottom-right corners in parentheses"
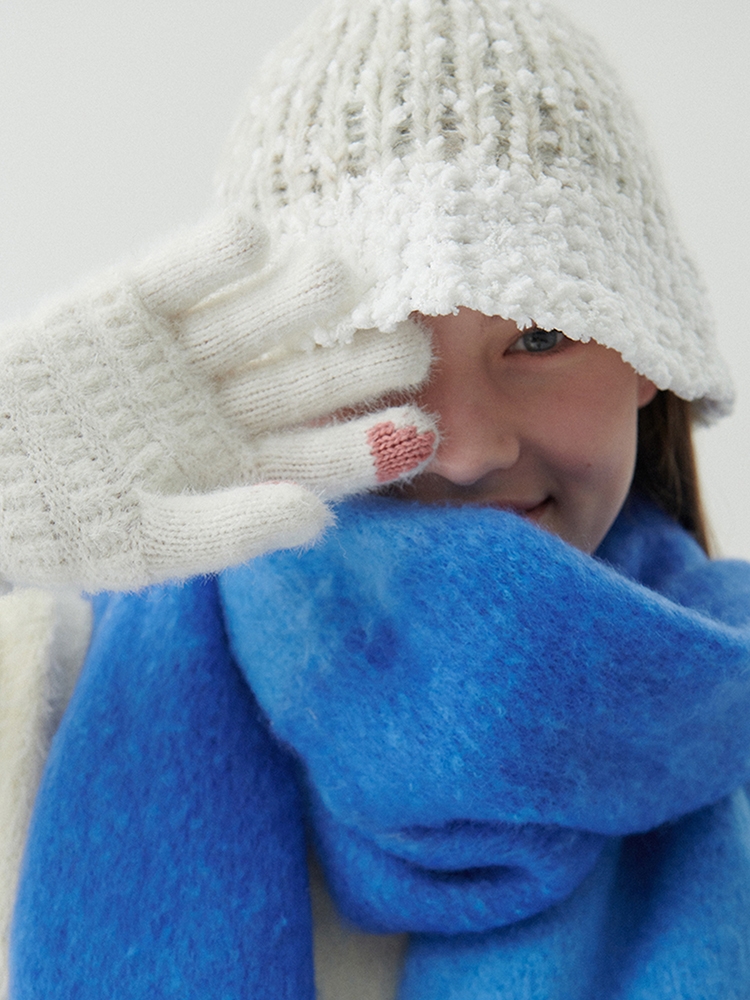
top-left (1, 0), bottom-right (747, 555)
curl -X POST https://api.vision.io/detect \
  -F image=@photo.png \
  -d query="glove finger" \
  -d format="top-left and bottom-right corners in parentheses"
top-left (139, 483), bottom-right (331, 583)
top-left (218, 322), bottom-right (433, 437)
top-left (178, 251), bottom-right (356, 377)
top-left (133, 209), bottom-right (270, 318)
top-left (249, 405), bottom-right (438, 500)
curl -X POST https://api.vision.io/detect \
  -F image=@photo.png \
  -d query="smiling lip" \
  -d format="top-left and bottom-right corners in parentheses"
top-left (491, 497), bottom-right (551, 520)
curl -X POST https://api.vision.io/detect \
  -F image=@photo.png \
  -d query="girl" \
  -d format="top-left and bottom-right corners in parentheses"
top-left (3, 0), bottom-right (750, 997)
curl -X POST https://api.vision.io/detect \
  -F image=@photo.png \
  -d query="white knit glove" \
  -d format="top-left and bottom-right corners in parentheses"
top-left (0, 211), bottom-right (436, 591)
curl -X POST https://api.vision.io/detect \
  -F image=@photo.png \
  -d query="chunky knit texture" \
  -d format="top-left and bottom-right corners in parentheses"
top-left (11, 498), bottom-right (750, 997)
top-left (217, 0), bottom-right (733, 420)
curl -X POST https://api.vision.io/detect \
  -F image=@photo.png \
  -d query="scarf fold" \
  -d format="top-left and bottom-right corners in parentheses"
top-left (11, 579), bottom-right (315, 999)
top-left (220, 495), bottom-right (750, 932)
top-left (12, 496), bottom-right (750, 998)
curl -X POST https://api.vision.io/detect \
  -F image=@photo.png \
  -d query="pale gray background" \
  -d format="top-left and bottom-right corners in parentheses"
top-left (1, 1), bottom-right (747, 555)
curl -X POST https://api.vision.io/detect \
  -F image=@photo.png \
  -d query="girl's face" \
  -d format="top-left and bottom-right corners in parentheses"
top-left (396, 309), bottom-right (657, 553)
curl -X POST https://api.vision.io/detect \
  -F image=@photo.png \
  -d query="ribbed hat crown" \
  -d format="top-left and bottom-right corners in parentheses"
top-left (217, 0), bottom-right (732, 420)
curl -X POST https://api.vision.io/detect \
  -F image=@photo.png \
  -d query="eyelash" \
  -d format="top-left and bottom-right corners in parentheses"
top-left (507, 328), bottom-right (567, 354)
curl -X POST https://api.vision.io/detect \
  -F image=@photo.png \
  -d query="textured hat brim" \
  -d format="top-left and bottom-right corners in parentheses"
top-left (216, 0), bottom-right (734, 423)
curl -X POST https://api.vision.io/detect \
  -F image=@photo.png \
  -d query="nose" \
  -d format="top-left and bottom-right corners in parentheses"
top-left (413, 309), bottom-right (523, 488)
top-left (426, 393), bottom-right (521, 486)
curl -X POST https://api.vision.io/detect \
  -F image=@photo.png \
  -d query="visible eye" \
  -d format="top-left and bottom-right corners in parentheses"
top-left (507, 327), bottom-right (566, 353)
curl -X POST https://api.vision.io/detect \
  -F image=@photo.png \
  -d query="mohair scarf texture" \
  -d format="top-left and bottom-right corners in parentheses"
top-left (10, 496), bottom-right (750, 998)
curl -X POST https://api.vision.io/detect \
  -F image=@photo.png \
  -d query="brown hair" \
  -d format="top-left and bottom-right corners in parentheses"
top-left (633, 391), bottom-right (712, 554)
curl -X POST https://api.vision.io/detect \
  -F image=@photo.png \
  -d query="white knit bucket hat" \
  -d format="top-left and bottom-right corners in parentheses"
top-left (216, 0), bottom-right (733, 422)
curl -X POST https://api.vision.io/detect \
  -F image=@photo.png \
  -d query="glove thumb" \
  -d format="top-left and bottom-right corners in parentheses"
top-left (138, 483), bottom-right (332, 584)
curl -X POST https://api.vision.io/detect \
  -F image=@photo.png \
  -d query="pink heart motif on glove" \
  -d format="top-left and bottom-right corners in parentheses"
top-left (366, 421), bottom-right (437, 482)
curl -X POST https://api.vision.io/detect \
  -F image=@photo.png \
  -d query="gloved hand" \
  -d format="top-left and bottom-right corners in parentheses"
top-left (0, 210), bottom-right (436, 591)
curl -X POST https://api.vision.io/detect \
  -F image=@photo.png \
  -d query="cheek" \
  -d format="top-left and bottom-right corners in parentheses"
top-left (550, 350), bottom-right (641, 475)
top-left (540, 364), bottom-right (641, 548)
top-left (547, 379), bottom-right (636, 468)
top-left (570, 398), bottom-right (637, 482)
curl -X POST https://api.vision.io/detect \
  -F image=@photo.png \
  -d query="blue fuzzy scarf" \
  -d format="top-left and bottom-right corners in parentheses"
top-left (11, 496), bottom-right (750, 998)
